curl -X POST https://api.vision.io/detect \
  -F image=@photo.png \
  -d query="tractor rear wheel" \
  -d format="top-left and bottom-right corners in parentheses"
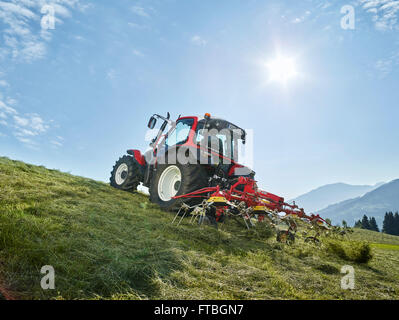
top-left (110, 155), bottom-right (142, 192)
top-left (149, 163), bottom-right (208, 211)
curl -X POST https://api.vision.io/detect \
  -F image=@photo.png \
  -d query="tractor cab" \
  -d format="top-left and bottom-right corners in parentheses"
top-left (193, 115), bottom-right (246, 165)
top-left (148, 113), bottom-right (246, 166)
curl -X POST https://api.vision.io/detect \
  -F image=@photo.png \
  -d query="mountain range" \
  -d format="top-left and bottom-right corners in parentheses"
top-left (317, 179), bottom-right (399, 227)
top-left (290, 182), bottom-right (384, 213)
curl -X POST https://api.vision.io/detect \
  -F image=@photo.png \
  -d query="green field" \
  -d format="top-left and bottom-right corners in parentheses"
top-left (0, 156), bottom-right (398, 300)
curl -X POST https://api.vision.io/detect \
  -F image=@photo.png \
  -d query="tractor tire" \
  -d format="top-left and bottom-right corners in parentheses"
top-left (110, 155), bottom-right (142, 192)
top-left (149, 163), bottom-right (208, 211)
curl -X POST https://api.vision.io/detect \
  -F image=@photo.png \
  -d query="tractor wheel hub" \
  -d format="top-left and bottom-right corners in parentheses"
top-left (158, 165), bottom-right (182, 201)
top-left (115, 163), bottom-right (128, 185)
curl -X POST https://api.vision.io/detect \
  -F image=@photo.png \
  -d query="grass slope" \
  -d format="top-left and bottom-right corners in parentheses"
top-left (0, 157), bottom-right (398, 300)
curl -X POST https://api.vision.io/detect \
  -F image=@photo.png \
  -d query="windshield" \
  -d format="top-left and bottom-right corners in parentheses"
top-left (195, 121), bottom-right (239, 160)
top-left (165, 118), bottom-right (194, 147)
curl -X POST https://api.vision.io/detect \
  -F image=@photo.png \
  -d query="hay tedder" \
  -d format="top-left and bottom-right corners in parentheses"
top-left (171, 176), bottom-right (336, 244)
top-left (110, 112), bottom-right (349, 243)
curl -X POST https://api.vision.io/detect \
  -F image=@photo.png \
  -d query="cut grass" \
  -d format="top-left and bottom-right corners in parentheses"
top-left (324, 239), bottom-right (373, 263)
top-left (0, 156), bottom-right (399, 300)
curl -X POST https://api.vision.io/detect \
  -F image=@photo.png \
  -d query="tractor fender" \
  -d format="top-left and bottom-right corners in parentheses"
top-left (127, 149), bottom-right (146, 167)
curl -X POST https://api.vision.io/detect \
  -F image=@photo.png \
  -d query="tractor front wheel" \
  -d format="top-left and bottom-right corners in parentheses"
top-left (110, 155), bottom-right (142, 192)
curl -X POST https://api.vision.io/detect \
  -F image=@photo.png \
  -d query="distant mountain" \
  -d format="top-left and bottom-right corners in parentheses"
top-left (318, 179), bottom-right (399, 227)
top-left (291, 182), bottom-right (384, 213)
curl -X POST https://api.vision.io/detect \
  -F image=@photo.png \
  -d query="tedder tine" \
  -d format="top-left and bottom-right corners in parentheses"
top-left (172, 207), bottom-right (182, 225)
top-left (176, 210), bottom-right (188, 227)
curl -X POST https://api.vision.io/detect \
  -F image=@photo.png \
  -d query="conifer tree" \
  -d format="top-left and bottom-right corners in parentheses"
top-left (354, 220), bottom-right (361, 228)
top-left (369, 217), bottom-right (379, 232)
top-left (382, 212), bottom-right (389, 233)
top-left (361, 215), bottom-right (370, 230)
top-left (394, 212), bottom-right (399, 236)
top-left (382, 212), bottom-right (395, 235)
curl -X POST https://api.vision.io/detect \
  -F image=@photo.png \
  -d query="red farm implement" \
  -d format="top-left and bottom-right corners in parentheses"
top-left (171, 176), bottom-right (335, 243)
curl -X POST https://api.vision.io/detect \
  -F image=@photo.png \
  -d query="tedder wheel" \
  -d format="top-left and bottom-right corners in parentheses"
top-left (110, 155), bottom-right (142, 192)
top-left (149, 163), bottom-right (208, 211)
top-left (276, 230), bottom-right (295, 244)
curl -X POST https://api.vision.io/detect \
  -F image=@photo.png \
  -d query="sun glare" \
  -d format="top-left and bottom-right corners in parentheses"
top-left (266, 55), bottom-right (298, 84)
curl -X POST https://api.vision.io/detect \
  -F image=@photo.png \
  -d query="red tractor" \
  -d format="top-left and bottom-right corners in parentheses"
top-left (110, 113), bottom-right (254, 210)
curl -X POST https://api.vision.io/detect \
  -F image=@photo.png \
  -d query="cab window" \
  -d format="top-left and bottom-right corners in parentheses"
top-left (165, 118), bottom-right (194, 147)
top-left (195, 122), bottom-right (234, 159)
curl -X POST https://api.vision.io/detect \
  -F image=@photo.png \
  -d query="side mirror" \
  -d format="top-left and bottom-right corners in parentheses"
top-left (148, 116), bottom-right (157, 129)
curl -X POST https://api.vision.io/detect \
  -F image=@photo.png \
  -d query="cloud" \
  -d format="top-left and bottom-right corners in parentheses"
top-left (13, 115), bottom-right (30, 127)
top-left (190, 35), bottom-right (207, 46)
top-left (127, 22), bottom-right (148, 30)
top-left (106, 68), bottom-right (117, 80)
top-left (0, 97), bottom-right (52, 147)
top-left (0, 1), bottom-right (89, 147)
top-left (14, 114), bottom-right (49, 133)
top-left (15, 136), bottom-right (38, 149)
top-left (77, 2), bottom-right (93, 13)
top-left (374, 51), bottom-right (399, 77)
top-left (291, 10), bottom-right (311, 24)
top-left (12, 113), bottom-right (50, 148)
top-left (292, 17), bottom-right (303, 23)
top-left (50, 139), bottom-right (63, 147)
top-left (132, 49), bottom-right (144, 57)
top-left (6, 97), bottom-right (17, 105)
top-left (375, 58), bottom-right (393, 77)
top-left (131, 5), bottom-right (149, 18)
top-left (0, 100), bottom-right (18, 115)
top-left (49, 135), bottom-right (64, 148)
top-left (0, 0), bottom-right (85, 63)
top-left (73, 35), bottom-right (85, 41)
top-left (360, 0), bottom-right (399, 30)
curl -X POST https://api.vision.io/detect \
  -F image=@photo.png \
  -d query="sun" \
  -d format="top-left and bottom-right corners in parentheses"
top-left (266, 55), bottom-right (298, 84)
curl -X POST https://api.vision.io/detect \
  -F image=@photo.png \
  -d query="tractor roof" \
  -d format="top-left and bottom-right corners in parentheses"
top-left (197, 117), bottom-right (246, 140)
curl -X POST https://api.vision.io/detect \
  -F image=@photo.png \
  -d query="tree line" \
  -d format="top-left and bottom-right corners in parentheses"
top-left (353, 215), bottom-right (379, 232)
top-left (353, 212), bottom-right (399, 236)
top-left (382, 212), bottom-right (399, 236)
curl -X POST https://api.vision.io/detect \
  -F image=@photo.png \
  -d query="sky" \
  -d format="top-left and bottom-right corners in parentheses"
top-left (0, 0), bottom-right (399, 199)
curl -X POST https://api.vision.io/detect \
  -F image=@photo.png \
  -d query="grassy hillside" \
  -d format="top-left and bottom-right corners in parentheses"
top-left (0, 157), bottom-right (399, 300)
